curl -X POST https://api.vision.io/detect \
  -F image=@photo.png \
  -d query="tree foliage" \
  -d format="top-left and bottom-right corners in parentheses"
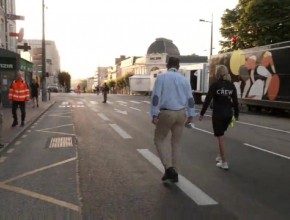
top-left (220, 0), bottom-right (290, 52)
top-left (58, 71), bottom-right (71, 92)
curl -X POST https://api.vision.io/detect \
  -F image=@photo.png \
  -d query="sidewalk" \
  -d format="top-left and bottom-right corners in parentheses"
top-left (0, 99), bottom-right (55, 153)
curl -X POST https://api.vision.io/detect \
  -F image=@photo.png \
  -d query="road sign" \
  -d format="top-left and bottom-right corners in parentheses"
top-left (6, 14), bottom-right (25, 20)
top-left (17, 43), bottom-right (31, 51)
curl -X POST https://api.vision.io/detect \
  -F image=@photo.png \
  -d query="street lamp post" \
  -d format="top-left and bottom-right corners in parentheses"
top-left (199, 14), bottom-right (213, 57)
top-left (42, 0), bottom-right (47, 101)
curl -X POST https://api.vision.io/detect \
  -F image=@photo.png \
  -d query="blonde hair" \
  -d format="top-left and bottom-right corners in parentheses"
top-left (215, 65), bottom-right (230, 81)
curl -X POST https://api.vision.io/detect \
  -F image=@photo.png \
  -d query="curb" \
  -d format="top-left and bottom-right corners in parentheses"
top-left (0, 101), bottom-right (56, 154)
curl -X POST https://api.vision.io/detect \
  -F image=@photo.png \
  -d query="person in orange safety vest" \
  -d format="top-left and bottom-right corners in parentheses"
top-left (8, 71), bottom-right (30, 127)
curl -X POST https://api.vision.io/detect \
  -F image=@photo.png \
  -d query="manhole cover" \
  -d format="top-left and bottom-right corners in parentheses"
top-left (48, 137), bottom-right (75, 148)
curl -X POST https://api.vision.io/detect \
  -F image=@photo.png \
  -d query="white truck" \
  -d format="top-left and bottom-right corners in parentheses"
top-left (129, 63), bottom-right (209, 103)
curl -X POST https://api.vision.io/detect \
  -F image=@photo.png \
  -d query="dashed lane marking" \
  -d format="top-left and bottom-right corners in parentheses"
top-left (22, 134), bottom-right (27, 138)
top-left (98, 113), bottom-right (110, 121)
top-left (143, 101), bottom-right (151, 104)
top-left (14, 141), bottom-right (21, 146)
top-left (137, 149), bottom-right (218, 206)
top-left (7, 149), bottom-right (14, 153)
top-left (130, 107), bottom-right (141, 111)
top-left (109, 124), bottom-right (132, 139)
top-left (0, 157), bottom-right (7, 163)
top-left (130, 101), bottom-right (141, 104)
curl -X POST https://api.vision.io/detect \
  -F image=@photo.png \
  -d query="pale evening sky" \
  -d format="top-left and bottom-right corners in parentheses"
top-left (16, 0), bottom-right (238, 79)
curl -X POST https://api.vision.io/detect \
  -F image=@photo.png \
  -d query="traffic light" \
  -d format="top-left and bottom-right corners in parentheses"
top-left (231, 36), bottom-right (238, 50)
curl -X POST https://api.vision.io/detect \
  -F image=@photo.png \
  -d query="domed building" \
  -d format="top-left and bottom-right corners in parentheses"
top-left (147, 38), bottom-right (180, 56)
top-left (144, 38), bottom-right (207, 73)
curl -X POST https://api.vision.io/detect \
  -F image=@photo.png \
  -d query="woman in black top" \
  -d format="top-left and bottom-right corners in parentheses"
top-left (30, 79), bottom-right (40, 108)
top-left (199, 65), bottom-right (239, 170)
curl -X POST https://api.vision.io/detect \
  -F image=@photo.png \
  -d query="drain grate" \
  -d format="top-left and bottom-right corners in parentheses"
top-left (48, 137), bottom-right (74, 148)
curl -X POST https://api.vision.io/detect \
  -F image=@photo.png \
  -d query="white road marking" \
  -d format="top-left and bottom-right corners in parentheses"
top-left (116, 101), bottom-right (127, 104)
top-left (143, 101), bottom-right (151, 104)
top-left (90, 101), bottom-right (98, 104)
top-left (114, 109), bottom-right (127, 115)
top-left (106, 101), bottom-right (113, 104)
top-left (137, 149), bottom-right (218, 206)
top-left (119, 103), bottom-right (127, 107)
top-left (203, 114), bottom-right (290, 134)
top-left (27, 130), bottom-right (31, 133)
top-left (0, 157), bottom-right (7, 163)
top-left (7, 149), bottom-right (14, 153)
top-left (238, 121), bottom-right (290, 134)
top-left (244, 143), bottom-right (290, 160)
top-left (14, 141), bottom-right (21, 145)
top-left (22, 135), bottom-right (27, 138)
top-left (109, 124), bottom-right (132, 139)
top-left (193, 127), bottom-right (213, 135)
top-left (130, 107), bottom-right (141, 111)
top-left (130, 101), bottom-right (141, 104)
top-left (98, 113), bottom-right (110, 121)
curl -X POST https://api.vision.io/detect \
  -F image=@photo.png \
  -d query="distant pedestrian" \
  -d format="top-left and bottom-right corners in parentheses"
top-left (199, 65), bottom-right (239, 170)
top-left (95, 85), bottom-right (100, 95)
top-left (30, 78), bottom-right (40, 108)
top-left (77, 84), bottom-right (81, 95)
top-left (102, 83), bottom-right (109, 103)
top-left (150, 57), bottom-right (195, 183)
top-left (8, 71), bottom-right (30, 127)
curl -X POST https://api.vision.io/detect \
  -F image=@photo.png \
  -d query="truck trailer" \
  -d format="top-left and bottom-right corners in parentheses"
top-left (209, 41), bottom-right (290, 112)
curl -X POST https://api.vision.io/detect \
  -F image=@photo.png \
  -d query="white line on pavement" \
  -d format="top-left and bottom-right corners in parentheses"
top-left (137, 149), bottom-right (218, 206)
top-left (244, 143), bottom-right (290, 160)
top-left (130, 107), bottom-right (141, 111)
top-left (203, 114), bottom-right (290, 134)
top-left (0, 157), bottom-right (7, 163)
top-left (7, 149), bottom-right (14, 153)
top-left (98, 113), bottom-right (110, 121)
top-left (14, 141), bottom-right (21, 145)
top-left (143, 101), bottom-right (151, 104)
top-left (238, 121), bottom-right (290, 134)
top-left (109, 124), bottom-right (132, 139)
top-left (130, 101), bottom-right (141, 104)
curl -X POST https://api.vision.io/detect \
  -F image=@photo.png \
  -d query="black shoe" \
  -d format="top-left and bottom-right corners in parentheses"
top-left (12, 121), bottom-right (18, 127)
top-left (20, 121), bottom-right (25, 127)
top-left (162, 167), bottom-right (179, 183)
top-left (102, 101), bottom-right (106, 103)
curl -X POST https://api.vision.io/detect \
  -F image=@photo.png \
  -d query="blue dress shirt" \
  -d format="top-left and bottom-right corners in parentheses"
top-left (150, 68), bottom-right (196, 117)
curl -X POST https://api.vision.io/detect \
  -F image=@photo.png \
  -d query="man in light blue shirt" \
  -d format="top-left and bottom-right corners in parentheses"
top-left (150, 57), bottom-right (195, 183)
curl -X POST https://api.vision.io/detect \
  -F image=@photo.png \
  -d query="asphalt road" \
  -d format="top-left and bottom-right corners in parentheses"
top-left (0, 92), bottom-right (289, 219)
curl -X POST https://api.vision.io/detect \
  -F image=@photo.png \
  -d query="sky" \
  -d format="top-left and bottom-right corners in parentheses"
top-left (16, 0), bottom-right (239, 79)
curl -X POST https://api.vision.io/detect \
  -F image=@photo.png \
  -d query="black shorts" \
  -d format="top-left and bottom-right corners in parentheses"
top-left (212, 115), bottom-right (232, 137)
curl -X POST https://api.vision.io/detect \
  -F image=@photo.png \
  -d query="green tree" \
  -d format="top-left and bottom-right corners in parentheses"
top-left (58, 71), bottom-right (71, 92)
top-left (220, 0), bottom-right (290, 52)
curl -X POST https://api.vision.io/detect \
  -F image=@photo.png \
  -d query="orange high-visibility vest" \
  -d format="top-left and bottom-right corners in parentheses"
top-left (8, 80), bottom-right (30, 101)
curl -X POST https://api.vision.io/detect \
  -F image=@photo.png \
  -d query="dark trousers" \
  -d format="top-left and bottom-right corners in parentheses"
top-left (103, 92), bottom-right (108, 102)
top-left (12, 101), bottom-right (26, 122)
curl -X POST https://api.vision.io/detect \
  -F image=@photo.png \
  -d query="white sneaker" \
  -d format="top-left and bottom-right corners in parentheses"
top-left (215, 156), bottom-right (222, 163)
top-left (216, 161), bottom-right (229, 170)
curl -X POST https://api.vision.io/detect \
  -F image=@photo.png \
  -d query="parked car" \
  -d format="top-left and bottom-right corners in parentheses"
top-left (47, 85), bottom-right (59, 93)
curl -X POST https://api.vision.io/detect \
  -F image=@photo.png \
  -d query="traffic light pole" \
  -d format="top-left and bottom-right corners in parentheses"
top-left (41, 0), bottom-right (47, 101)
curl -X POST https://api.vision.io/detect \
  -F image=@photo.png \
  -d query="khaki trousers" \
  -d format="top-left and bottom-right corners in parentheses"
top-left (154, 109), bottom-right (186, 170)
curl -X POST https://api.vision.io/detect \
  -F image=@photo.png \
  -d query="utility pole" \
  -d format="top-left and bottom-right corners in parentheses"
top-left (41, 0), bottom-right (47, 101)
